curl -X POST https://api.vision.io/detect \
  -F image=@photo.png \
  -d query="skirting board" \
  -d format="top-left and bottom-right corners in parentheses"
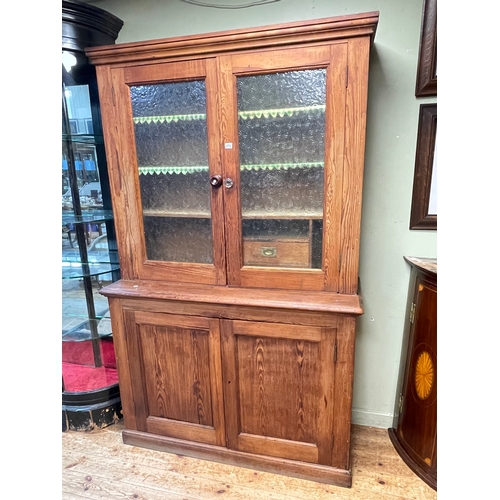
top-left (351, 408), bottom-right (394, 428)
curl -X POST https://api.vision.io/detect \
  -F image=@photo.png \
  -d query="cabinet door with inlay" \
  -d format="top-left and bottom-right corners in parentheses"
top-left (221, 319), bottom-right (336, 465)
top-left (123, 310), bottom-right (225, 446)
top-left (396, 272), bottom-right (437, 478)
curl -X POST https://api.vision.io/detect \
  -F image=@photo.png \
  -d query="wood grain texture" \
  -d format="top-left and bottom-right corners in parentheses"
top-left (123, 430), bottom-right (352, 487)
top-left (62, 421), bottom-right (437, 499)
top-left (331, 315), bottom-right (357, 470)
top-left (229, 45), bottom-right (331, 74)
top-left (243, 238), bottom-right (311, 268)
top-left (236, 335), bottom-right (320, 444)
top-left (339, 37), bottom-right (371, 294)
top-left (232, 320), bottom-right (322, 341)
top-left (122, 297), bottom-right (348, 327)
top-left (107, 298), bottom-right (137, 430)
top-left (323, 42), bottom-right (347, 291)
top-left (206, 58), bottom-right (228, 285)
top-left (123, 309), bottom-right (148, 431)
top-left (415, 0), bottom-right (437, 97)
top-left (90, 14), bottom-right (379, 489)
top-left (139, 323), bottom-right (213, 425)
top-left (95, 65), bottom-right (144, 280)
top-left (123, 58), bottom-right (207, 84)
top-left (392, 262), bottom-right (437, 490)
top-left (100, 279), bottom-right (363, 316)
top-left (221, 320), bottom-right (338, 467)
top-left (121, 310), bottom-right (227, 446)
top-left (218, 55), bottom-right (243, 286)
top-left (86, 13), bottom-right (379, 67)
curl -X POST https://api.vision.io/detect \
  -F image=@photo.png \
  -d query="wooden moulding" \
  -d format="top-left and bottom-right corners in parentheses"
top-left (86, 12), bottom-right (379, 67)
top-left (99, 279), bottom-right (364, 317)
top-left (123, 429), bottom-right (353, 487)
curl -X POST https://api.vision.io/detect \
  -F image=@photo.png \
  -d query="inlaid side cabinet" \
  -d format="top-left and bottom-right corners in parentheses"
top-left (86, 12), bottom-right (379, 488)
top-left (389, 257), bottom-right (437, 490)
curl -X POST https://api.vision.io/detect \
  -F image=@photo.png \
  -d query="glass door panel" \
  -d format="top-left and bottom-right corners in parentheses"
top-left (130, 80), bottom-right (213, 264)
top-left (236, 69), bottom-right (326, 269)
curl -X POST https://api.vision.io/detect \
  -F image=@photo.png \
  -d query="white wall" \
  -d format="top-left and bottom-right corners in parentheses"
top-left (88, 0), bottom-right (437, 428)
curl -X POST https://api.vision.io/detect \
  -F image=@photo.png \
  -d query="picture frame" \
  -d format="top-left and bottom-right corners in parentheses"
top-left (415, 0), bottom-right (437, 97)
top-left (409, 104), bottom-right (437, 230)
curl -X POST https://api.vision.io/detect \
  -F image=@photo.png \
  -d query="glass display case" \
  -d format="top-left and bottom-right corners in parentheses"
top-left (62, 0), bottom-right (123, 431)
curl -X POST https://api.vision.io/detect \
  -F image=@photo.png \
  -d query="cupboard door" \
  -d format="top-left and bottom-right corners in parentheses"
top-left (396, 275), bottom-right (437, 475)
top-left (219, 44), bottom-right (348, 291)
top-left (221, 319), bottom-right (336, 465)
top-left (123, 310), bottom-right (225, 446)
top-left (101, 59), bottom-right (226, 284)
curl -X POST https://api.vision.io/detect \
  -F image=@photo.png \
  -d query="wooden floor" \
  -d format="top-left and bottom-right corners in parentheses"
top-left (62, 421), bottom-right (437, 499)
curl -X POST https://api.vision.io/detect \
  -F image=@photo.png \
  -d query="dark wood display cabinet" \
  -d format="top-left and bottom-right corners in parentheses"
top-left (389, 257), bottom-right (437, 490)
top-left (62, 0), bottom-right (123, 432)
top-left (86, 12), bottom-right (379, 487)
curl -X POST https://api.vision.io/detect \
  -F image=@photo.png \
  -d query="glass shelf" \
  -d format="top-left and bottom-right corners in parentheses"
top-left (62, 261), bottom-right (120, 279)
top-left (62, 310), bottom-right (111, 322)
top-left (132, 104), bottom-right (326, 125)
top-left (62, 210), bottom-right (115, 225)
top-left (138, 162), bottom-right (324, 176)
top-left (143, 210), bottom-right (323, 219)
top-left (62, 133), bottom-right (105, 145)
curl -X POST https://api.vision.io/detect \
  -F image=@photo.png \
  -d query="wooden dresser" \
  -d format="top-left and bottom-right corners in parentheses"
top-left (389, 257), bottom-right (437, 490)
top-left (86, 12), bottom-right (379, 488)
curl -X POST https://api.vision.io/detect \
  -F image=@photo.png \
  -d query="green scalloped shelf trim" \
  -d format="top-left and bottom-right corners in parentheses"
top-left (241, 162), bottom-right (324, 171)
top-left (133, 105), bottom-right (326, 125)
top-left (139, 166), bottom-right (209, 175)
top-left (138, 162), bottom-right (324, 175)
top-left (238, 105), bottom-right (325, 120)
top-left (134, 114), bottom-right (206, 124)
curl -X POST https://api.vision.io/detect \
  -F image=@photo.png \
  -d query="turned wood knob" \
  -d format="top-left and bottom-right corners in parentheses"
top-left (209, 175), bottom-right (222, 187)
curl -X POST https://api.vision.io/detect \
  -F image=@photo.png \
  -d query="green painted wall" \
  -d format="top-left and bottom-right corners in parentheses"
top-left (89, 0), bottom-right (437, 428)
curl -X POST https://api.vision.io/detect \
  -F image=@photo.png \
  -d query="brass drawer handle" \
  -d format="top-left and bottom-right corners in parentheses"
top-left (260, 247), bottom-right (277, 258)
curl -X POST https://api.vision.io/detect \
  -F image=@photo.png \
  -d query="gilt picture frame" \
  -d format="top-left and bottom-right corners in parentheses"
top-left (409, 104), bottom-right (437, 230)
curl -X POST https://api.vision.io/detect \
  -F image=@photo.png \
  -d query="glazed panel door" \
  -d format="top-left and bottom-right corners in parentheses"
top-left (218, 44), bottom-right (348, 291)
top-left (100, 58), bottom-right (226, 285)
top-left (123, 310), bottom-right (226, 446)
top-left (221, 319), bottom-right (336, 465)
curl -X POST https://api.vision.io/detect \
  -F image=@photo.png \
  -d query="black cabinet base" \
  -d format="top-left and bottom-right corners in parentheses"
top-left (388, 428), bottom-right (437, 491)
top-left (63, 384), bottom-right (122, 432)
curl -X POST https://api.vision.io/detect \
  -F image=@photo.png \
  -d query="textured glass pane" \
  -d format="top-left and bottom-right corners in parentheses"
top-left (237, 69), bottom-right (326, 269)
top-left (130, 81), bottom-right (213, 264)
top-left (143, 217), bottom-right (213, 264)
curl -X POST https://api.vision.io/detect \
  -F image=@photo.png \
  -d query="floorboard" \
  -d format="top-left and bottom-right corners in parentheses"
top-left (62, 421), bottom-right (437, 499)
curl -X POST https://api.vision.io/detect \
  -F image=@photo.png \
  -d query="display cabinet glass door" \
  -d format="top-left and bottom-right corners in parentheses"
top-left (116, 47), bottom-right (347, 291)
top-left (220, 45), bottom-right (348, 291)
top-left (121, 59), bottom-right (226, 285)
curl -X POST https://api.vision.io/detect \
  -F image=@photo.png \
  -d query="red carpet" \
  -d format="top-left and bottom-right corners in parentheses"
top-left (62, 338), bottom-right (119, 393)
top-left (62, 362), bottom-right (119, 392)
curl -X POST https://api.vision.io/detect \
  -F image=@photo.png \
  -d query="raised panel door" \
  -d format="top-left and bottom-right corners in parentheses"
top-left (123, 310), bottom-right (225, 446)
top-left (221, 319), bottom-right (336, 465)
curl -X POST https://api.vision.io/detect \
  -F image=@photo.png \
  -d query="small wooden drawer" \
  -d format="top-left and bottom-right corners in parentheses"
top-left (243, 238), bottom-right (311, 268)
